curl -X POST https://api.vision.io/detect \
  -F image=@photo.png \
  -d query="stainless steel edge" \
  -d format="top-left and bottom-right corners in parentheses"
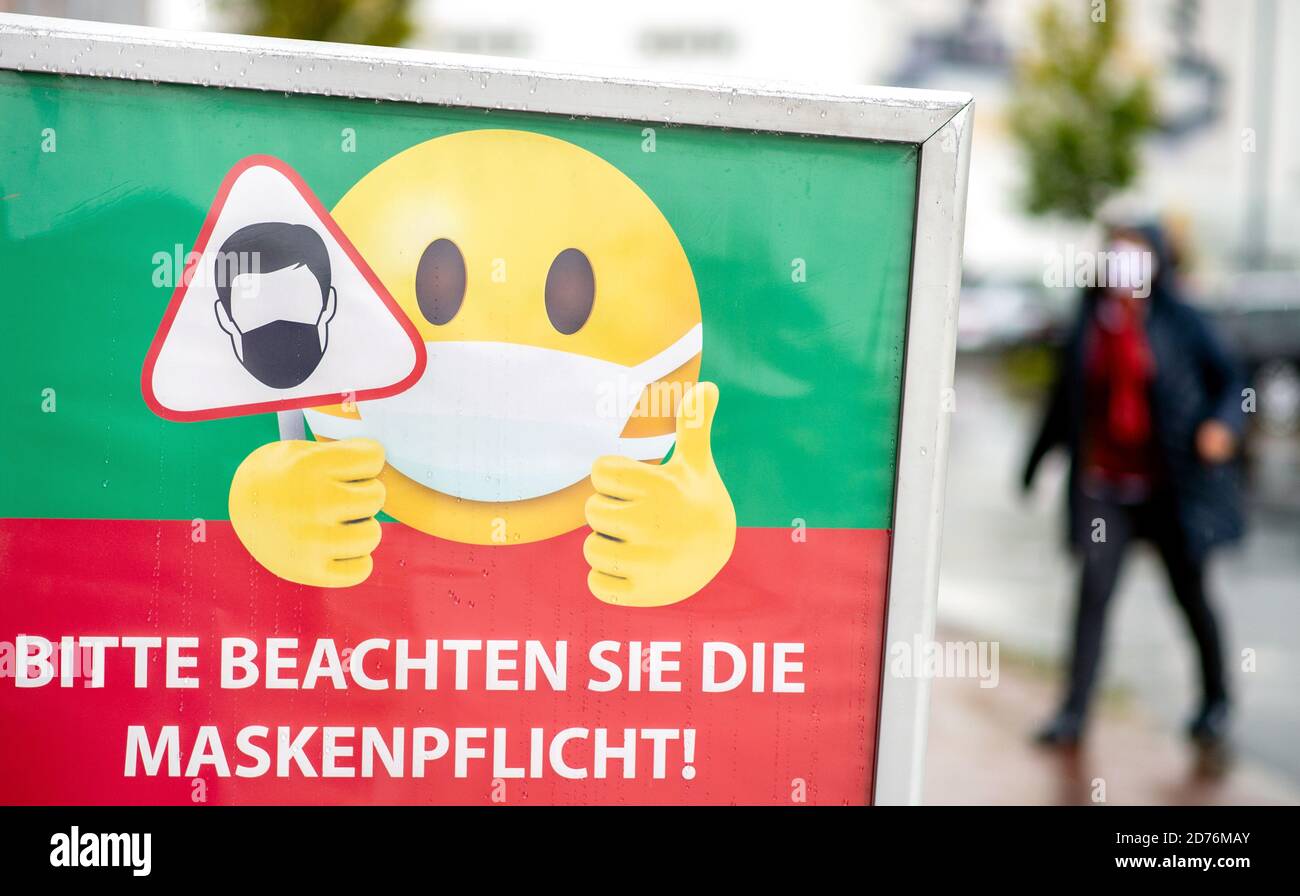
top-left (874, 101), bottom-right (973, 805)
top-left (0, 13), bottom-right (969, 143)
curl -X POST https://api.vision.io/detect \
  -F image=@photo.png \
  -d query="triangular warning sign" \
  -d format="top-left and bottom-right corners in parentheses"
top-left (142, 155), bottom-right (426, 422)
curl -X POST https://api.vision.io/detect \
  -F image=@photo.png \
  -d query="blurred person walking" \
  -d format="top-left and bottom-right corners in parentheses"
top-left (1023, 222), bottom-right (1244, 749)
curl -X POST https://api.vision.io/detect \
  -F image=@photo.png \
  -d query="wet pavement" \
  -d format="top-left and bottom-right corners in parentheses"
top-left (930, 353), bottom-right (1300, 797)
top-left (924, 626), bottom-right (1300, 804)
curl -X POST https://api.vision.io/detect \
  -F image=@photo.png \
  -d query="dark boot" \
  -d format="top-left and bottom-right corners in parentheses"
top-left (1188, 698), bottom-right (1230, 745)
top-left (1035, 710), bottom-right (1084, 748)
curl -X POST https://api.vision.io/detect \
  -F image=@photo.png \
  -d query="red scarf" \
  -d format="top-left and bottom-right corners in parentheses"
top-left (1090, 296), bottom-right (1152, 445)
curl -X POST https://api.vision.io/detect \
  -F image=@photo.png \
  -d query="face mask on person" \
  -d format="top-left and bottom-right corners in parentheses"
top-left (215, 264), bottom-right (337, 390)
top-left (306, 324), bottom-right (704, 503)
top-left (1103, 238), bottom-right (1155, 300)
top-left (234, 318), bottom-right (329, 388)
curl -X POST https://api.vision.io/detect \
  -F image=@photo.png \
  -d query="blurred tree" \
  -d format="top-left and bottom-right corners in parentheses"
top-left (1008, 0), bottom-right (1157, 220)
top-left (231, 0), bottom-right (415, 47)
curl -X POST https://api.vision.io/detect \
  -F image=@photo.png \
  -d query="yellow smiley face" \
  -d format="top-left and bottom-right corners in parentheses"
top-left (314, 129), bottom-right (702, 544)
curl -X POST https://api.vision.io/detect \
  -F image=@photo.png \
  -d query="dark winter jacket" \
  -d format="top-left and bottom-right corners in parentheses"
top-left (1022, 224), bottom-right (1246, 559)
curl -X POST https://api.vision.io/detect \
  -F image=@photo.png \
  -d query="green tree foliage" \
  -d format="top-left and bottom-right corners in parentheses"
top-left (233, 0), bottom-right (415, 47)
top-left (1008, 0), bottom-right (1157, 220)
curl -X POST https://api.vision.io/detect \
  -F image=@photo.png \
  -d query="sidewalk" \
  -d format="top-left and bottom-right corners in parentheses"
top-left (922, 626), bottom-right (1300, 805)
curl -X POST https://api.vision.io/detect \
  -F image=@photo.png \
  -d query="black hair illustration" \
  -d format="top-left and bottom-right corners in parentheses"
top-left (214, 221), bottom-right (332, 312)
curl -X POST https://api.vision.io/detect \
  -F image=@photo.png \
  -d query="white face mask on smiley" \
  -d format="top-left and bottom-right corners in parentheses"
top-left (305, 324), bottom-right (703, 503)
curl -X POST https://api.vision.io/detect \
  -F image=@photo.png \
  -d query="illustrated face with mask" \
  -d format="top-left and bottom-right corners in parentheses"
top-left (303, 129), bottom-right (708, 546)
top-left (213, 221), bottom-right (338, 389)
top-left (311, 321), bottom-right (704, 503)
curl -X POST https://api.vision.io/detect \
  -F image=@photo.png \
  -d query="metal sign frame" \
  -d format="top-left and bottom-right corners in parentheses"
top-left (0, 13), bottom-right (972, 807)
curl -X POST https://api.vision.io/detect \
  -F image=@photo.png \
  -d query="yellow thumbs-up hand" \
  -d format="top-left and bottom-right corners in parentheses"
top-left (229, 437), bottom-right (387, 588)
top-left (583, 382), bottom-right (737, 607)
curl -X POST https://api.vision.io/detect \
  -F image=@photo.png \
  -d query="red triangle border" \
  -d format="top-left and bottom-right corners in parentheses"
top-left (140, 154), bottom-right (427, 423)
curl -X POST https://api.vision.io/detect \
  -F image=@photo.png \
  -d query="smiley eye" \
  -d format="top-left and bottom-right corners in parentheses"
top-left (415, 238), bottom-right (466, 326)
top-left (544, 248), bottom-right (595, 335)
